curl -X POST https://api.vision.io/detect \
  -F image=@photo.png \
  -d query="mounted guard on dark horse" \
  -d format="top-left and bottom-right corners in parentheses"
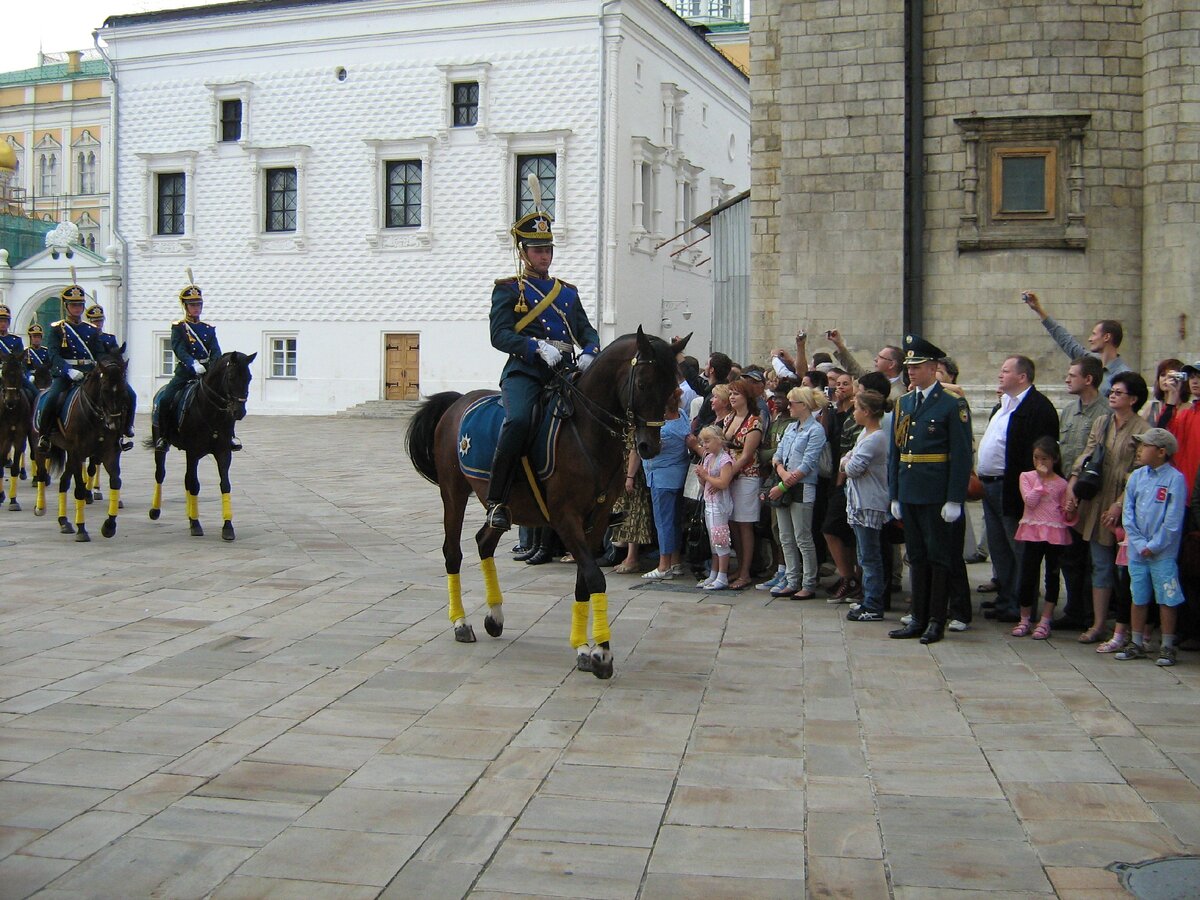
top-left (406, 191), bottom-right (688, 679)
top-left (147, 273), bottom-right (253, 541)
top-left (0, 304), bottom-right (38, 511)
top-left (31, 280), bottom-right (132, 540)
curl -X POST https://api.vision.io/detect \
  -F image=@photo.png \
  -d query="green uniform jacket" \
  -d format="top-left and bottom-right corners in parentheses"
top-left (888, 381), bottom-right (974, 505)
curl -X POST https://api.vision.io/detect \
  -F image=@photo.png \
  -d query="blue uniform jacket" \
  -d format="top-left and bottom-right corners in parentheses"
top-left (25, 345), bottom-right (51, 368)
top-left (0, 334), bottom-right (24, 358)
top-left (171, 319), bottom-right (221, 374)
top-left (888, 381), bottom-right (974, 505)
top-left (489, 276), bottom-right (600, 383)
top-left (46, 320), bottom-right (105, 378)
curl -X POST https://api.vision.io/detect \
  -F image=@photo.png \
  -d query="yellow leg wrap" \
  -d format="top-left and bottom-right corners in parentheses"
top-left (591, 593), bottom-right (610, 645)
top-left (6, 474), bottom-right (15, 499)
top-left (221, 492), bottom-right (232, 521)
top-left (74, 497), bottom-right (86, 526)
top-left (151, 483), bottom-right (162, 511)
top-left (107, 489), bottom-right (120, 518)
top-left (447, 573), bottom-right (465, 623)
top-left (186, 493), bottom-right (198, 520)
top-left (58, 492), bottom-right (67, 518)
top-left (571, 601), bottom-right (589, 649)
top-left (480, 557), bottom-right (503, 608)
top-left (36, 481), bottom-right (45, 511)
top-left (89, 470), bottom-right (98, 491)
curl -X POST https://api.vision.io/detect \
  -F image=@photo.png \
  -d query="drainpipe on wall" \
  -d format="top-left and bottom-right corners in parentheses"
top-left (598, 0), bottom-right (622, 333)
top-left (903, 0), bottom-right (924, 336)
top-left (93, 32), bottom-right (129, 343)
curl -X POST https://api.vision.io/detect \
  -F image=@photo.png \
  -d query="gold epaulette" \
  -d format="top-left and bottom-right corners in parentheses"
top-left (494, 276), bottom-right (518, 286)
top-left (557, 279), bottom-right (576, 290)
top-left (51, 320), bottom-right (63, 327)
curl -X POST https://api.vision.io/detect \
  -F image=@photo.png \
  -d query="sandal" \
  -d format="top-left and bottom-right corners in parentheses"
top-left (1011, 620), bottom-right (1032, 637)
top-left (613, 562), bottom-right (640, 575)
top-left (1097, 633), bottom-right (1129, 653)
top-left (1031, 621), bottom-right (1052, 640)
top-left (729, 578), bottom-right (752, 590)
top-left (1077, 627), bottom-right (1105, 644)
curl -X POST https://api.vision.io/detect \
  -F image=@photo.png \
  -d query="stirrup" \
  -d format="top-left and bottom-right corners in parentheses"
top-left (230, 437), bottom-right (243, 451)
top-left (37, 433), bottom-right (52, 452)
top-left (485, 502), bottom-right (512, 532)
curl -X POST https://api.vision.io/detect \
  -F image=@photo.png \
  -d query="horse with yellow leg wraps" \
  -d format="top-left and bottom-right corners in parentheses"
top-left (406, 329), bottom-right (689, 679)
top-left (146, 351), bottom-right (255, 541)
top-left (0, 351), bottom-right (34, 512)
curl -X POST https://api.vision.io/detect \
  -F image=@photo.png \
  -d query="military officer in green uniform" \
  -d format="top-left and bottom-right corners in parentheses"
top-left (887, 335), bottom-right (974, 644)
top-left (484, 209), bottom-right (601, 531)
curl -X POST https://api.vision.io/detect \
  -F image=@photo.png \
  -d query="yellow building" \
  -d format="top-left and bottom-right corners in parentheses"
top-left (0, 50), bottom-right (112, 252)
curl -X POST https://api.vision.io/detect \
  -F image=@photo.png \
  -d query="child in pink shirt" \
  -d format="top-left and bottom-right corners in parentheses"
top-left (1013, 437), bottom-right (1077, 639)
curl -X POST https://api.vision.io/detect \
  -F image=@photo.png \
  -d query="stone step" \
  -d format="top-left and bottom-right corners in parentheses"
top-left (336, 400), bottom-right (423, 418)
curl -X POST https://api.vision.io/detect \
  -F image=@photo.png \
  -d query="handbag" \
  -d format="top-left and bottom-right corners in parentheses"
top-left (967, 472), bottom-right (984, 502)
top-left (817, 442), bottom-right (834, 479)
top-left (1072, 415), bottom-right (1111, 501)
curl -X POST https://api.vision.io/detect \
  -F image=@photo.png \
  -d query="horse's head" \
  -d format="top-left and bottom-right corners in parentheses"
top-left (207, 351), bottom-right (255, 421)
top-left (1, 352), bottom-right (27, 410)
top-left (588, 327), bottom-right (691, 460)
top-left (90, 348), bottom-right (129, 432)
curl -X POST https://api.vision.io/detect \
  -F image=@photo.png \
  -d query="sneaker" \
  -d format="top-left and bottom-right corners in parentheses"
top-left (947, 619), bottom-right (969, 632)
top-left (900, 613), bottom-right (914, 626)
top-left (703, 579), bottom-right (729, 591)
top-left (1156, 646), bottom-right (1177, 667)
top-left (1115, 643), bottom-right (1147, 661)
top-left (641, 568), bottom-right (674, 581)
top-left (757, 571), bottom-right (785, 591)
top-left (847, 607), bottom-right (883, 622)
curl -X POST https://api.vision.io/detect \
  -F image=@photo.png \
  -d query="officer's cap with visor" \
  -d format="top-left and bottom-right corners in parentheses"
top-left (0, 305), bottom-right (10, 320)
top-left (901, 334), bottom-right (946, 366)
top-left (27, 323), bottom-right (43, 336)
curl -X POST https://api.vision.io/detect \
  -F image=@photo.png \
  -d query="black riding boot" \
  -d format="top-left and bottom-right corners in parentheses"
top-left (525, 529), bottom-right (563, 566)
top-left (485, 441), bottom-right (524, 532)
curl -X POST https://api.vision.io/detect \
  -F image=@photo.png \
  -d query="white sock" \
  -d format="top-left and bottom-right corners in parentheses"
top-left (712, 572), bottom-right (729, 586)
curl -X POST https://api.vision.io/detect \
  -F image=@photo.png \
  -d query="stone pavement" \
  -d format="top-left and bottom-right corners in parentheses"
top-left (1, 415), bottom-right (1198, 898)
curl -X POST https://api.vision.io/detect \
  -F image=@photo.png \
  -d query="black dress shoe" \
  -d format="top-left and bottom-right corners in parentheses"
top-left (984, 609), bottom-right (1021, 623)
top-left (919, 621), bottom-right (945, 644)
top-left (964, 553), bottom-right (988, 564)
top-left (524, 547), bottom-right (555, 565)
top-left (513, 546), bottom-right (538, 562)
top-left (889, 622), bottom-right (925, 639)
top-left (596, 549), bottom-right (622, 567)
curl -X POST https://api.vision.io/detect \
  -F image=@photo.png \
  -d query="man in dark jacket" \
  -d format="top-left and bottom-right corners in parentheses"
top-left (975, 355), bottom-right (1060, 622)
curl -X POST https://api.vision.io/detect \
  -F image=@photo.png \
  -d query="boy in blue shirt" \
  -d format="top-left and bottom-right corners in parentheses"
top-left (1116, 428), bottom-right (1188, 666)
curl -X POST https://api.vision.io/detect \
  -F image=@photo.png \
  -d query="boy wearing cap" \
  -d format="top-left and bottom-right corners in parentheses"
top-left (1116, 428), bottom-right (1188, 666)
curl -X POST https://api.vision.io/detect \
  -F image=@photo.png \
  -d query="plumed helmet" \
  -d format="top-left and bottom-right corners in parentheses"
top-left (179, 284), bottom-right (203, 306)
top-left (511, 210), bottom-right (554, 248)
top-left (27, 323), bottom-right (44, 336)
top-left (84, 304), bottom-right (105, 323)
top-left (60, 284), bottom-right (86, 304)
top-left (0, 304), bottom-right (10, 319)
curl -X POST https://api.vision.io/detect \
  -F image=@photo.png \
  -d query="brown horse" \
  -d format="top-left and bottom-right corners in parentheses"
top-left (32, 349), bottom-right (130, 541)
top-left (0, 353), bottom-right (33, 511)
top-left (406, 328), bottom-right (689, 679)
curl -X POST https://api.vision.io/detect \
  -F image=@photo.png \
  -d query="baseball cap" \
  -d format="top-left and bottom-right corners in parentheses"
top-left (1181, 359), bottom-right (1200, 376)
top-left (1132, 428), bottom-right (1178, 455)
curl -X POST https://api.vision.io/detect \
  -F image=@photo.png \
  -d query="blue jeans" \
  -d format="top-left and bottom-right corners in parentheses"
top-left (852, 523), bottom-right (884, 614)
top-left (981, 478), bottom-right (1022, 616)
top-left (649, 487), bottom-right (682, 556)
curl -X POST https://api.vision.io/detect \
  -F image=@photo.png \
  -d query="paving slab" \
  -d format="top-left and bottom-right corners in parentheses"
top-left (1, 416), bottom-right (1199, 898)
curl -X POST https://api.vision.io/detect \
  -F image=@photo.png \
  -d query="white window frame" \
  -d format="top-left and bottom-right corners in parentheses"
top-left (267, 333), bottom-right (298, 379)
top-left (135, 150), bottom-right (197, 253)
top-left (155, 332), bottom-right (174, 378)
top-left (246, 145), bottom-right (309, 252)
top-left (363, 138), bottom-right (434, 251)
top-left (661, 84), bottom-right (688, 150)
top-left (73, 130), bottom-right (101, 196)
top-left (207, 81), bottom-right (253, 148)
top-left (436, 63), bottom-right (490, 140)
top-left (35, 134), bottom-right (62, 197)
top-left (630, 136), bottom-right (666, 254)
top-left (494, 130), bottom-right (572, 244)
top-left (75, 211), bottom-right (100, 254)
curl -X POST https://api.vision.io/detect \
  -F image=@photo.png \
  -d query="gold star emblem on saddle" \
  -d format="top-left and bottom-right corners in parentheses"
top-left (458, 435), bottom-right (471, 456)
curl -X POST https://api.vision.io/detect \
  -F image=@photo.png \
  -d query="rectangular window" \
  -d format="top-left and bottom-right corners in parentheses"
top-left (270, 337), bottom-right (297, 378)
top-left (516, 154), bottom-right (556, 219)
top-left (265, 167), bottom-right (297, 232)
top-left (158, 336), bottom-right (174, 377)
top-left (452, 82), bottom-right (478, 127)
top-left (385, 160), bottom-right (422, 228)
top-left (990, 146), bottom-right (1056, 220)
top-left (156, 172), bottom-right (185, 235)
top-left (77, 151), bottom-right (96, 194)
top-left (221, 99), bottom-right (242, 142)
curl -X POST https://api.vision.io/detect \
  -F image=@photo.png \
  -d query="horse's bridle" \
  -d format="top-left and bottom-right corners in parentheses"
top-left (77, 359), bottom-right (127, 432)
top-left (197, 360), bottom-right (246, 418)
top-left (552, 351), bottom-right (666, 439)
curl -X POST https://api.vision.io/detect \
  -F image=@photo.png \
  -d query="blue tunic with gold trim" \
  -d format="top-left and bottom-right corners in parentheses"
top-left (490, 276), bottom-right (600, 385)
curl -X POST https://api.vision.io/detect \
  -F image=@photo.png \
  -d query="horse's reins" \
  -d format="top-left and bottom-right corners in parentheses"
top-left (549, 352), bottom-right (666, 439)
top-left (196, 360), bottom-right (246, 418)
top-left (75, 359), bottom-right (127, 432)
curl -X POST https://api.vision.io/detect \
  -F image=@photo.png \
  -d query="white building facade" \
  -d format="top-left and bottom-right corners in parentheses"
top-left (100, 0), bottom-right (749, 414)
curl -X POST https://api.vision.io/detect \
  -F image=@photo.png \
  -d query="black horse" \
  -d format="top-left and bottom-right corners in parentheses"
top-left (0, 353), bottom-right (33, 511)
top-left (405, 328), bottom-right (688, 679)
top-left (147, 351), bottom-right (255, 541)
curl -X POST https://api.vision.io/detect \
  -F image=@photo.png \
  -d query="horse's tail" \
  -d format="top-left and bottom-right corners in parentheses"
top-left (45, 445), bottom-right (66, 480)
top-left (406, 391), bottom-right (461, 485)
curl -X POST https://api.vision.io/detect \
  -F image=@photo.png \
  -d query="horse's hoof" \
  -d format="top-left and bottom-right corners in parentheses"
top-left (575, 650), bottom-right (593, 672)
top-left (19, 469), bottom-right (26, 480)
top-left (8, 501), bottom-right (21, 512)
top-left (101, 518), bottom-right (116, 539)
top-left (33, 506), bottom-right (44, 517)
top-left (84, 494), bottom-right (94, 505)
top-left (59, 518), bottom-right (74, 534)
top-left (75, 528), bottom-right (90, 543)
top-left (454, 623), bottom-right (477, 643)
top-left (589, 646), bottom-right (614, 680)
top-left (221, 522), bottom-right (235, 542)
top-left (148, 508), bottom-right (161, 520)
top-left (484, 614), bottom-right (503, 637)
top-left (189, 520), bottom-right (204, 537)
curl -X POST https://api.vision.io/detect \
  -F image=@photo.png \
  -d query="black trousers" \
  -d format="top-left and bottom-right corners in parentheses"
top-left (1057, 529), bottom-right (1092, 622)
top-left (901, 501), bottom-right (955, 625)
top-left (1017, 541), bottom-right (1062, 611)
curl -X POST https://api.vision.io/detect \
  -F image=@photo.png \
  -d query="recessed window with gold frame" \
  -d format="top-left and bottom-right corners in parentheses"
top-left (991, 146), bottom-right (1056, 221)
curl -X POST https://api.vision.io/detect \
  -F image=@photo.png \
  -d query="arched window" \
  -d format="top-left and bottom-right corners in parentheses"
top-left (78, 151), bottom-right (96, 194)
top-left (38, 153), bottom-right (58, 196)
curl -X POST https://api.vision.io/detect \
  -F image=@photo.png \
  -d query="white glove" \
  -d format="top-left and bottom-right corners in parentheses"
top-left (67, 368), bottom-right (83, 382)
top-left (578, 353), bottom-right (596, 372)
top-left (192, 361), bottom-right (206, 375)
top-left (941, 501), bottom-right (963, 523)
top-left (536, 341), bottom-right (563, 368)
top-left (890, 501), bottom-right (902, 521)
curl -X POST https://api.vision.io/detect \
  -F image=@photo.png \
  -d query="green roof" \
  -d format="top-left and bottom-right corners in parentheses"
top-left (0, 59), bottom-right (109, 87)
top-left (0, 215), bottom-right (55, 267)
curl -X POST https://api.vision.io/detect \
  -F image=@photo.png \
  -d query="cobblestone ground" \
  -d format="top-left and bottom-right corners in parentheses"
top-left (1, 416), bottom-right (1198, 898)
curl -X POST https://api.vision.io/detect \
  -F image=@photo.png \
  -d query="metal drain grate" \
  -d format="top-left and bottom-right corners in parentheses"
top-left (1109, 856), bottom-right (1200, 899)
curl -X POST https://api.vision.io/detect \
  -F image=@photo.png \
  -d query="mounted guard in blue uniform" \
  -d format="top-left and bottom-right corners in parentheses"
top-left (483, 189), bottom-right (601, 532)
top-left (0, 305), bottom-right (37, 409)
top-left (152, 277), bottom-right (241, 452)
top-left (84, 304), bottom-right (137, 451)
top-left (36, 284), bottom-right (106, 452)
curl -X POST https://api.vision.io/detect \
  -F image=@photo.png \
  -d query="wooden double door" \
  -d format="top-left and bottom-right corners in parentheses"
top-left (384, 333), bottom-right (420, 400)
